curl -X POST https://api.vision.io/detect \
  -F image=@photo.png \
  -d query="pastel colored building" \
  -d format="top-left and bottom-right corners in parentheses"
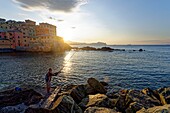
top-left (0, 38), bottom-right (12, 49)
top-left (39, 23), bottom-right (57, 36)
top-left (0, 28), bottom-right (24, 49)
top-left (35, 25), bottom-right (49, 37)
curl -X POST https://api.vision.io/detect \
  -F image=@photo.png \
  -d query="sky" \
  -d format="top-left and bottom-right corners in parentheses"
top-left (0, 0), bottom-right (170, 45)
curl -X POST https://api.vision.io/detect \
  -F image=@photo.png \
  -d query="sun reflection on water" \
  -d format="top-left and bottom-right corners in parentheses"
top-left (63, 51), bottom-right (75, 74)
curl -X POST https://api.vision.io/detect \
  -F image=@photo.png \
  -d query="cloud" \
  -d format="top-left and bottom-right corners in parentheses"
top-left (13, 0), bottom-right (88, 12)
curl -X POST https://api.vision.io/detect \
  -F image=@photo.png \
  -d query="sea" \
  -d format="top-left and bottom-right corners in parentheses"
top-left (0, 45), bottom-right (170, 91)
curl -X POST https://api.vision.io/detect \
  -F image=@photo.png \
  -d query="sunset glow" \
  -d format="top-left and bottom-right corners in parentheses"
top-left (0, 0), bottom-right (170, 45)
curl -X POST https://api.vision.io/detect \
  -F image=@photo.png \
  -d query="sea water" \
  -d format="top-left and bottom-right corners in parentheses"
top-left (0, 45), bottom-right (170, 91)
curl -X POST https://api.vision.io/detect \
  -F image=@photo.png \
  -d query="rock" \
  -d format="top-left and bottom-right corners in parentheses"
top-left (139, 49), bottom-right (144, 52)
top-left (24, 107), bottom-right (49, 113)
top-left (0, 103), bottom-right (28, 113)
top-left (107, 93), bottom-right (119, 99)
top-left (25, 95), bottom-right (82, 113)
top-left (115, 90), bottom-right (133, 112)
top-left (127, 90), bottom-right (161, 108)
top-left (0, 88), bottom-right (43, 107)
top-left (84, 107), bottom-right (119, 113)
top-left (100, 47), bottom-right (114, 51)
top-left (52, 95), bottom-right (83, 113)
top-left (85, 84), bottom-right (98, 95)
top-left (125, 102), bottom-right (143, 113)
top-left (79, 94), bottom-right (114, 110)
top-left (137, 104), bottom-right (170, 113)
top-left (100, 81), bottom-right (109, 86)
top-left (166, 96), bottom-right (170, 104)
top-left (142, 88), bottom-right (165, 105)
top-left (115, 89), bottom-right (161, 112)
top-left (157, 87), bottom-right (170, 104)
top-left (87, 78), bottom-right (107, 94)
top-left (68, 85), bottom-right (87, 103)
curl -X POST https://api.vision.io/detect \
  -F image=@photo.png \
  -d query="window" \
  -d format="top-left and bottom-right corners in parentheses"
top-left (18, 36), bottom-right (20, 38)
top-left (25, 40), bottom-right (26, 42)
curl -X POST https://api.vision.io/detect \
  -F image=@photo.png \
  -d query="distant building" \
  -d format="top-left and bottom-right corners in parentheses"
top-left (35, 25), bottom-right (49, 37)
top-left (0, 28), bottom-right (24, 49)
top-left (0, 18), bottom-right (63, 52)
top-left (39, 23), bottom-right (57, 36)
top-left (0, 38), bottom-right (12, 49)
top-left (0, 18), bottom-right (6, 24)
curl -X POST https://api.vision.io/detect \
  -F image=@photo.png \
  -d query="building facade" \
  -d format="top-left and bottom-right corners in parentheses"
top-left (0, 18), bottom-right (63, 52)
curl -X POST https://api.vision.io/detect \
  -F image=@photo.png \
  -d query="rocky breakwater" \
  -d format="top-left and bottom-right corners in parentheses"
top-left (1, 78), bottom-right (170, 113)
top-left (72, 46), bottom-right (125, 52)
top-left (72, 46), bottom-right (145, 52)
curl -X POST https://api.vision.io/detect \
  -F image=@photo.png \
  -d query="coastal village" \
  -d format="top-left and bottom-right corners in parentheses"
top-left (0, 18), bottom-right (70, 52)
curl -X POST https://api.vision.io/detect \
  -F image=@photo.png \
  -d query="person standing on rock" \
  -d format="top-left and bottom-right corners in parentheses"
top-left (45, 68), bottom-right (60, 93)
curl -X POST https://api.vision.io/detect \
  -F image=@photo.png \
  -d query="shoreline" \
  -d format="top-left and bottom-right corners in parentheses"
top-left (0, 77), bottom-right (170, 113)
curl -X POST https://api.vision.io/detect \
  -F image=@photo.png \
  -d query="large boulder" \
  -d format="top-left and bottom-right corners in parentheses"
top-left (115, 90), bottom-right (133, 112)
top-left (142, 88), bottom-right (166, 105)
top-left (25, 95), bottom-right (82, 113)
top-left (79, 94), bottom-right (114, 110)
top-left (115, 89), bottom-right (161, 112)
top-left (157, 87), bottom-right (170, 104)
top-left (87, 78), bottom-right (107, 94)
top-left (0, 88), bottom-right (43, 107)
top-left (84, 107), bottom-right (119, 113)
top-left (125, 102), bottom-right (143, 113)
top-left (85, 84), bottom-right (98, 95)
top-left (137, 104), bottom-right (170, 113)
top-left (68, 85), bottom-right (87, 104)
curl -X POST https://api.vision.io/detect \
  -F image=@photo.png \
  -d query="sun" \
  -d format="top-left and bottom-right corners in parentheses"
top-left (58, 27), bottom-right (76, 41)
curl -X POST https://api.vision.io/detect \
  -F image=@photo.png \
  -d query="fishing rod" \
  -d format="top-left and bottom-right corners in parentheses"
top-left (0, 51), bottom-right (77, 86)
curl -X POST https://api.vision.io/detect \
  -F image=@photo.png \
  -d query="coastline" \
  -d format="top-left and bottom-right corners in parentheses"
top-left (1, 78), bottom-right (170, 113)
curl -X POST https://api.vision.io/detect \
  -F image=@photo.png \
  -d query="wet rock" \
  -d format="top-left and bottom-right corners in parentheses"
top-left (0, 103), bottom-right (27, 113)
top-left (125, 102), bottom-right (143, 113)
top-left (68, 85), bottom-right (87, 103)
top-left (157, 87), bottom-right (170, 104)
top-left (25, 95), bottom-right (82, 113)
top-left (84, 107), bottom-right (119, 113)
top-left (0, 88), bottom-right (43, 107)
top-left (87, 78), bottom-right (107, 94)
top-left (137, 104), bottom-right (170, 113)
top-left (79, 94), bottom-right (114, 110)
